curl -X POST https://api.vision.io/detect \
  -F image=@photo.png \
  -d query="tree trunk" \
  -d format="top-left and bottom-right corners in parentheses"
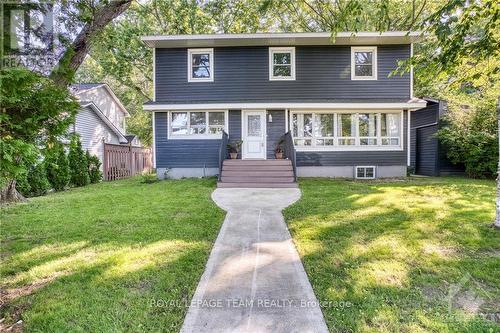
top-left (495, 97), bottom-right (500, 228)
top-left (0, 180), bottom-right (26, 203)
top-left (50, 0), bottom-right (132, 87)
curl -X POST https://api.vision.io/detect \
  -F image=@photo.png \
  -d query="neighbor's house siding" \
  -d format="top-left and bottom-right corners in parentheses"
top-left (155, 45), bottom-right (410, 103)
top-left (154, 112), bottom-right (221, 169)
top-left (71, 106), bottom-right (121, 166)
top-left (76, 86), bottom-right (127, 133)
top-left (296, 110), bottom-right (408, 167)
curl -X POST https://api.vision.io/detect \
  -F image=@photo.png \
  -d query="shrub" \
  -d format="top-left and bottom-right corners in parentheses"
top-left (86, 151), bottom-right (102, 183)
top-left (45, 143), bottom-right (70, 191)
top-left (26, 163), bottom-right (50, 197)
top-left (438, 99), bottom-right (498, 178)
top-left (140, 172), bottom-right (158, 184)
top-left (68, 135), bottom-right (90, 187)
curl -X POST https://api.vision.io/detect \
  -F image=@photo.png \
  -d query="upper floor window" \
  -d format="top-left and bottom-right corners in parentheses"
top-left (351, 47), bottom-right (377, 80)
top-left (269, 47), bottom-right (295, 80)
top-left (188, 48), bottom-right (214, 82)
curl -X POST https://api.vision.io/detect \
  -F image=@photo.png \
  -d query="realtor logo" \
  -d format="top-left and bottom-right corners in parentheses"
top-left (1, 1), bottom-right (55, 70)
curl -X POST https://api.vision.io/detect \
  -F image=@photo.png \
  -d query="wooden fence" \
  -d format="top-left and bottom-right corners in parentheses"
top-left (103, 143), bottom-right (152, 181)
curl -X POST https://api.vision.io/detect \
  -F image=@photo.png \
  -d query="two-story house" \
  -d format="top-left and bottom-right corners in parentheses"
top-left (142, 32), bottom-right (427, 186)
top-left (70, 83), bottom-right (142, 167)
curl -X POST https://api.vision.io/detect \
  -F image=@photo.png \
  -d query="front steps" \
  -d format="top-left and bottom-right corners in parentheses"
top-left (217, 159), bottom-right (297, 188)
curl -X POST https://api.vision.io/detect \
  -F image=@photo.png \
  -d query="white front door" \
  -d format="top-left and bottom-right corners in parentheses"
top-left (242, 110), bottom-right (266, 159)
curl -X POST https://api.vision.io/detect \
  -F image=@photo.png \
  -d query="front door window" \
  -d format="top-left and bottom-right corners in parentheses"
top-left (243, 111), bottom-right (266, 159)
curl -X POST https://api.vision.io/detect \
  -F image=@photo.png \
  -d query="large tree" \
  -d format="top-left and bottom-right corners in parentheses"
top-left (75, 0), bottom-right (276, 145)
top-left (1, 0), bottom-right (132, 202)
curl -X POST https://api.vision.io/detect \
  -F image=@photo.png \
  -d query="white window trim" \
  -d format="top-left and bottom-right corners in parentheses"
top-left (269, 47), bottom-right (296, 81)
top-left (188, 48), bottom-right (214, 82)
top-left (168, 110), bottom-right (228, 139)
top-left (290, 110), bottom-right (403, 151)
top-left (355, 166), bottom-right (376, 179)
top-left (351, 46), bottom-right (377, 80)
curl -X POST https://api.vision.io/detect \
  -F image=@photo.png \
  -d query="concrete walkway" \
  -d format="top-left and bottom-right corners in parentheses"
top-left (180, 188), bottom-right (328, 333)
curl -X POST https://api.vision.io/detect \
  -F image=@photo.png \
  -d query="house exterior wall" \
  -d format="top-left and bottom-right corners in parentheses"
top-left (77, 86), bottom-right (127, 133)
top-left (154, 112), bottom-right (221, 171)
top-left (266, 110), bottom-right (286, 159)
top-left (155, 45), bottom-right (411, 103)
top-left (72, 106), bottom-right (121, 166)
top-left (153, 42), bottom-right (414, 179)
top-left (410, 101), bottom-right (464, 176)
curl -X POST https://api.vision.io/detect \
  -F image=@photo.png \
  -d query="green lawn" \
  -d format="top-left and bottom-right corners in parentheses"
top-left (285, 177), bottom-right (500, 332)
top-left (0, 177), bottom-right (224, 332)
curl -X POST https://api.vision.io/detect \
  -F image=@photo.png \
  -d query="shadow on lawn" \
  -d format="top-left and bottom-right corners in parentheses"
top-left (0, 177), bottom-right (225, 331)
top-left (285, 178), bottom-right (499, 332)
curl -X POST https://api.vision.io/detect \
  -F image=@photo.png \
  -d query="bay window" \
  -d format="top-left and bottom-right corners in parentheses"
top-left (291, 111), bottom-right (403, 150)
top-left (170, 111), bottom-right (227, 138)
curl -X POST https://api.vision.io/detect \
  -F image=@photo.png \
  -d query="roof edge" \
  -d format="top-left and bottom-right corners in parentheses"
top-left (142, 31), bottom-right (424, 48)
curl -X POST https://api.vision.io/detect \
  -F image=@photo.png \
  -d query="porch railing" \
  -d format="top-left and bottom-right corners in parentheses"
top-left (283, 131), bottom-right (297, 181)
top-left (218, 131), bottom-right (229, 180)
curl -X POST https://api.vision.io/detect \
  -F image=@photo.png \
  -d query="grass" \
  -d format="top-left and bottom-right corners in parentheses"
top-left (284, 177), bottom-right (500, 333)
top-left (0, 177), bottom-right (224, 332)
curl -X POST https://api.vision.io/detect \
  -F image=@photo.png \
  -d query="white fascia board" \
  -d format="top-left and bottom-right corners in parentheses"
top-left (143, 102), bottom-right (427, 111)
top-left (142, 31), bottom-right (423, 48)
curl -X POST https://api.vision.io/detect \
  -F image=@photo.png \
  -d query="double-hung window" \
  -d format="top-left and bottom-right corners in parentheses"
top-left (188, 48), bottom-right (214, 82)
top-left (291, 111), bottom-right (402, 150)
top-left (170, 111), bottom-right (226, 138)
top-left (269, 47), bottom-right (295, 80)
top-left (351, 47), bottom-right (377, 80)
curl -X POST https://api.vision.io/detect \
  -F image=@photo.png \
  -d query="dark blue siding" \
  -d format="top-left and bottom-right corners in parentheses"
top-left (154, 112), bottom-right (220, 168)
top-left (416, 125), bottom-right (439, 176)
top-left (297, 111), bottom-right (408, 166)
top-left (266, 110), bottom-right (286, 159)
top-left (228, 110), bottom-right (242, 158)
top-left (155, 45), bottom-right (410, 103)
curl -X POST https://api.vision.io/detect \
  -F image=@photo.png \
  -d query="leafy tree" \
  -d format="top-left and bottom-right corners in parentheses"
top-left (0, 68), bottom-right (78, 202)
top-left (26, 163), bottom-right (51, 197)
top-left (15, 166), bottom-right (31, 197)
top-left (86, 151), bottom-right (102, 183)
top-left (68, 135), bottom-right (90, 187)
top-left (439, 96), bottom-right (498, 178)
top-left (76, 0), bottom-right (276, 146)
top-left (45, 143), bottom-right (71, 191)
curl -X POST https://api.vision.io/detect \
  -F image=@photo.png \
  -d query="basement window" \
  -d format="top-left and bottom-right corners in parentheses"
top-left (355, 166), bottom-right (376, 179)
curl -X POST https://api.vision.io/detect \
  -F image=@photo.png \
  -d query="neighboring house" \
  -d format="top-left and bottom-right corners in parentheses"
top-left (70, 83), bottom-right (136, 166)
top-left (142, 32), bottom-right (428, 184)
top-left (410, 97), bottom-right (465, 176)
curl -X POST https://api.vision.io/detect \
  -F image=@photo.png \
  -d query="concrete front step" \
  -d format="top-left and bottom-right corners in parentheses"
top-left (223, 159), bottom-right (291, 166)
top-left (222, 170), bottom-right (294, 177)
top-left (217, 182), bottom-right (298, 188)
top-left (223, 165), bottom-right (293, 171)
top-left (221, 176), bottom-right (295, 183)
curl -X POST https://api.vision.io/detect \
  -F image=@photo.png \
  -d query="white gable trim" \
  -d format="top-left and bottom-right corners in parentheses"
top-left (80, 102), bottom-right (128, 143)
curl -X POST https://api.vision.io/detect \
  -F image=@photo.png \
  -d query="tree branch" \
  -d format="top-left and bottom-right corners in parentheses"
top-left (50, 0), bottom-right (132, 87)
